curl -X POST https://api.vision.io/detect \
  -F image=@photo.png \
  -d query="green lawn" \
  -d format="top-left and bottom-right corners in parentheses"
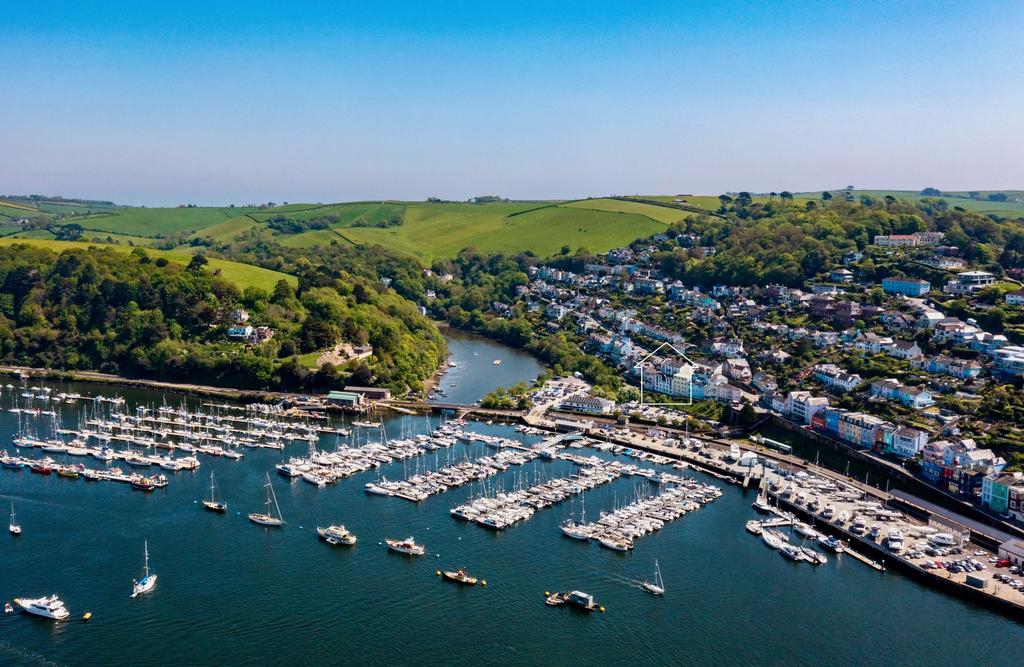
top-left (0, 238), bottom-right (296, 292)
top-left (335, 201), bottom-right (665, 261)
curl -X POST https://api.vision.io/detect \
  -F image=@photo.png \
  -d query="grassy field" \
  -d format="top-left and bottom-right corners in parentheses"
top-left (248, 201), bottom-right (407, 227)
top-left (192, 216), bottom-right (261, 243)
top-left (71, 206), bottom-right (258, 237)
top-left (562, 198), bottom-right (690, 224)
top-left (335, 201), bottom-right (665, 261)
top-left (277, 228), bottom-right (351, 248)
top-left (0, 238), bottom-right (295, 292)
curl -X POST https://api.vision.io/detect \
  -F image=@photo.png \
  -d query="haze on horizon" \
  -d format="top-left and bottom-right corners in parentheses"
top-left (2, 1), bottom-right (1022, 207)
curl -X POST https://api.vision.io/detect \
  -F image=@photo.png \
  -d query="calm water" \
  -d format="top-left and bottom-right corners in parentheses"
top-left (432, 327), bottom-right (543, 405)
top-left (1, 338), bottom-right (1022, 666)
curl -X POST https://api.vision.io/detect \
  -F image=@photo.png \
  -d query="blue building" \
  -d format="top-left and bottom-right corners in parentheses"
top-left (882, 277), bottom-right (931, 297)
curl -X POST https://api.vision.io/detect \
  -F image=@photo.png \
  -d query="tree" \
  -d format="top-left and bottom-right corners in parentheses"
top-left (987, 193), bottom-right (1008, 202)
top-left (735, 192), bottom-right (752, 208)
top-left (717, 194), bottom-right (733, 211)
top-left (560, 245), bottom-right (571, 255)
top-left (55, 223), bottom-right (83, 240)
top-left (805, 201), bottom-right (818, 212)
top-left (187, 254), bottom-right (208, 272)
top-left (821, 191), bottom-right (833, 203)
top-left (921, 187), bottom-right (941, 196)
top-left (968, 191), bottom-right (980, 200)
top-left (779, 191), bottom-right (793, 208)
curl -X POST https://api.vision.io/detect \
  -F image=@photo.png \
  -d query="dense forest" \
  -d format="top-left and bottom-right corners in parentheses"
top-left (0, 245), bottom-right (444, 394)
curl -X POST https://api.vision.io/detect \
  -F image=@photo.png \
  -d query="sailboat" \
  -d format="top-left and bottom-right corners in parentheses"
top-left (202, 472), bottom-right (227, 513)
top-left (249, 472), bottom-right (284, 527)
top-left (9, 502), bottom-right (21, 535)
top-left (560, 495), bottom-right (590, 540)
top-left (131, 541), bottom-right (157, 598)
top-left (642, 559), bottom-right (665, 595)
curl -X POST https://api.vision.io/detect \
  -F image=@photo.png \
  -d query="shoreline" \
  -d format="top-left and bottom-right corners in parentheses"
top-left (0, 365), bottom-right (293, 403)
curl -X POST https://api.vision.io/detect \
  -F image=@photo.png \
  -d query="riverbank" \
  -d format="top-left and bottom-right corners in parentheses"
top-left (0, 365), bottom-right (290, 403)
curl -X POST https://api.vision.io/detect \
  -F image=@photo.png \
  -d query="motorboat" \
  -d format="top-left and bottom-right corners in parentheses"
top-left (441, 567), bottom-right (478, 585)
top-left (745, 520), bottom-right (763, 535)
top-left (385, 537), bottom-right (425, 555)
top-left (762, 529), bottom-right (785, 550)
top-left (317, 525), bottom-right (357, 545)
top-left (929, 532), bottom-right (957, 547)
top-left (818, 534), bottom-right (845, 553)
top-left (781, 544), bottom-right (806, 562)
top-left (886, 528), bottom-right (904, 554)
top-left (801, 546), bottom-right (827, 565)
top-left (131, 541), bottom-right (158, 598)
top-left (364, 482), bottom-right (393, 496)
top-left (14, 595), bottom-right (70, 620)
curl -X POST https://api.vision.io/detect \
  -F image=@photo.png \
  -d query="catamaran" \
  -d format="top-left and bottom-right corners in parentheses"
top-left (202, 472), bottom-right (227, 513)
top-left (642, 559), bottom-right (665, 595)
top-left (249, 472), bottom-right (284, 527)
top-left (9, 502), bottom-right (21, 535)
top-left (131, 541), bottom-right (158, 598)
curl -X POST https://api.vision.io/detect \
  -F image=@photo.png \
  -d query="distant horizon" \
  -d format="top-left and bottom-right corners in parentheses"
top-left (5, 186), bottom-right (1023, 209)
top-left (3, 1), bottom-right (1021, 206)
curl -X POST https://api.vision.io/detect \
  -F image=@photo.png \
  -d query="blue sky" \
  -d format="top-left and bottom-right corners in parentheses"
top-left (2, 1), bottom-right (1021, 205)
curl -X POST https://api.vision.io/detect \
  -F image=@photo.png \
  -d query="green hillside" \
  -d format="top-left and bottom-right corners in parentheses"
top-left (331, 201), bottom-right (666, 261)
top-left (71, 206), bottom-right (258, 236)
top-left (0, 238), bottom-right (295, 292)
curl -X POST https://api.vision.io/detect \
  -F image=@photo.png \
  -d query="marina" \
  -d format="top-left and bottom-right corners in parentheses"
top-left (2, 372), bottom-right (1024, 664)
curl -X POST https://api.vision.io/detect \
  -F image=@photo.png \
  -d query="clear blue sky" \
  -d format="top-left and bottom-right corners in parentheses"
top-left (2, 1), bottom-right (1021, 205)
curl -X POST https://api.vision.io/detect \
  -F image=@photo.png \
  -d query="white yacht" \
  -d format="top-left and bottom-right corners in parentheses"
top-left (386, 536), bottom-right (425, 555)
top-left (14, 595), bottom-right (70, 620)
top-left (131, 541), bottom-right (158, 598)
top-left (317, 524), bottom-right (357, 545)
top-left (886, 528), bottom-right (904, 554)
top-left (364, 482), bottom-right (393, 496)
top-left (929, 532), bottom-right (957, 547)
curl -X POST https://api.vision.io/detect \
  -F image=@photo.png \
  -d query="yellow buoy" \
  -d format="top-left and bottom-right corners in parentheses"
top-left (545, 591), bottom-right (550, 596)
top-left (599, 606), bottom-right (605, 613)
top-left (82, 612), bottom-right (92, 621)
top-left (436, 570), bottom-right (441, 576)
top-left (481, 580), bottom-right (487, 586)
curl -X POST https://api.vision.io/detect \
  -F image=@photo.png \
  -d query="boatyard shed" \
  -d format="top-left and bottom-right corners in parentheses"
top-left (344, 386), bottom-right (392, 400)
top-left (326, 391), bottom-right (361, 407)
top-left (998, 539), bottom-right (1024, 567)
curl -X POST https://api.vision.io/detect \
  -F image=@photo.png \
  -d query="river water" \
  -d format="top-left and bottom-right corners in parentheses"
top-left (431, 327), bottom-right (544, 405)
top-left (1, 336), bottom-right (1021, 666)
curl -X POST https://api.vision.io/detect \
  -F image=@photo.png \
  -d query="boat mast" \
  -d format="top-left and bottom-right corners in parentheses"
top-left (144, 541), bottom-right (150, 578)
top-left (267, 472), bottom-right (283, 522)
